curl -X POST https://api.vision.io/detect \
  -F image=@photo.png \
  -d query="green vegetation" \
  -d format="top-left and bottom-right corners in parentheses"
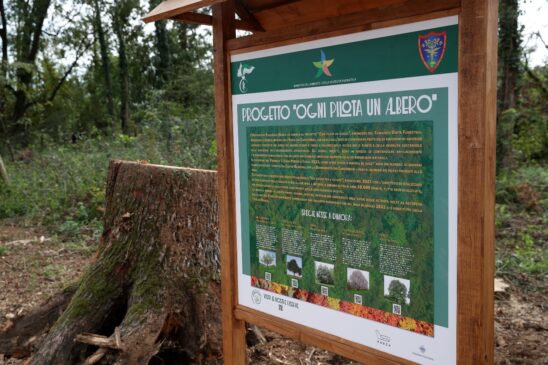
top-left (0, 117), bottom-right (216, 240)
top-left (492, 0), bottom-right (547, 286)
top-left (0, 0), bottom-right (217, 244)
top-left (496, 165), bottom-right (547, 279)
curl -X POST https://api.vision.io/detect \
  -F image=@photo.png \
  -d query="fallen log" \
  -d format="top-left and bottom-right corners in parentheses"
top-left (0, 286), bottom-right (76, 359)
top-left (1, 161), bottom-right (223, 364)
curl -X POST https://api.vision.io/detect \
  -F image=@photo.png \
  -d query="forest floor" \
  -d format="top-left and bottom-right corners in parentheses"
top-left (0, 219), bottom-right (546, 365)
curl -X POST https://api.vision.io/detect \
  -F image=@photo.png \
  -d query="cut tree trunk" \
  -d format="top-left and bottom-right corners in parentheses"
top-left (0, 161), bottom-right (223, 364)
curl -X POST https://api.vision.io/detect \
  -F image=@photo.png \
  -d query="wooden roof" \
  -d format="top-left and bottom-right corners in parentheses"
top-left (144, 0), bottom-right (461, 38)
top-left (144, 0), bottom-right (226, 23)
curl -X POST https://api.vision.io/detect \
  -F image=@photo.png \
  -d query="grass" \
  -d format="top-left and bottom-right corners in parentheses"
top-left (0, 117), bottom-right (216, 244)
top-left (0, 245), bottom-right (8, 256)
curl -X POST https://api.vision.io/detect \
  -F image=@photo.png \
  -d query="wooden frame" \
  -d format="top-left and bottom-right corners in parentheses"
top-left (144, 0), bottom-right (225, 23)
top-left (212, 1), bottom-right (497, 364)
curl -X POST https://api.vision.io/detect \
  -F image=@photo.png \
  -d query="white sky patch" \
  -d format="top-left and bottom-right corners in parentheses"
top-left (520, 0), bottom-right (548, 66)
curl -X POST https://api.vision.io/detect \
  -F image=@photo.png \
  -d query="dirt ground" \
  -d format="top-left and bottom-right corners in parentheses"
top-left (0, 220), bottom-right (546, 365)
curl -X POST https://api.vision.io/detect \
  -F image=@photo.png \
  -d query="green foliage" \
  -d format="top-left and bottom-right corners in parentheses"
top-left (387, 280), bottom-right (408, 305)
top-left (496, 165), bottom-right (547, 280)
top-left (0, 246), bottom-right (8, 256)
top-left (0, 115), bottom-right (217, 238)
top-left (512, 65), bottom-right (548, 162)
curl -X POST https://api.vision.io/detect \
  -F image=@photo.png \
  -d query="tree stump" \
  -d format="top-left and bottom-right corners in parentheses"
top-left (2, 161), bottom-right (223, 364)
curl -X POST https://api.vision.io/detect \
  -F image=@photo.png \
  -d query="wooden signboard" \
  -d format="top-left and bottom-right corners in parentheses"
top-left (232, 15), bottom-right (461, 364)
top-left (146, 1), bottom-right (497, 364)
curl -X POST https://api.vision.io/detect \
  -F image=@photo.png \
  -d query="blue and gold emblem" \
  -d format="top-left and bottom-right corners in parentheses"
top-left (418, 31), bottom-right (447, 73)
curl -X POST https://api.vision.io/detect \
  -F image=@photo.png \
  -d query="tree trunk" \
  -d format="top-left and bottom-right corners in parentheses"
top-left (151, 0), bottom-right (170, 87)
top-left (0, 154), bottom-right (8, 185)
top-left (3, 161), bottom-right (223, 364)
top-left (0, 0), bottom-right (7, 63)
top-left (93, 0), bottom-right (115, 120)
top-left (9, 0), bottom-right (52, 146)
top-left (154, 19), bottom-right (170, 86)
top-left (497, 0), bottom-right (522, 169)
top-left (113, 19), bottom-right (130, 135)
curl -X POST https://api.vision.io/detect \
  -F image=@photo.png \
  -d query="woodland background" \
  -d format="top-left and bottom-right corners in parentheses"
top-left (0, 1), bottom-right (545, 360)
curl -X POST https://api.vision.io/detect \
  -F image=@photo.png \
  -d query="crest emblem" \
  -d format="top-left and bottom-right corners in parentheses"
top-left (237, 63), bottom-right (255, 93)
top-left (418, 31), bottom-right (447, 73)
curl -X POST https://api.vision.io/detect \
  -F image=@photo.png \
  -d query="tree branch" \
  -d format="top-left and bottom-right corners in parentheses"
top-left (533, 31), bottom-right (548, 50)
top-left (27, 0), bottom-right (52, 62)
top-left (22, 37), bottom-right (92, 112)
top-left (524, 63), bottom-right (548, 98)
top-left (47, 38), bottom-right (92, 103)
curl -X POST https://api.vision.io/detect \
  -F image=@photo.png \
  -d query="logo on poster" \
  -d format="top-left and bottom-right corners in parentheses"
top-left (313, 50), bottom-right (334, 78)
top-left (237, 63), bottom-right (255, 93)
top-left (375, 330), bottom-right (391, 347)
top-left (418, 31), bottom-right (447, 73)
top-left (251, 289), bottom-right (262, 305)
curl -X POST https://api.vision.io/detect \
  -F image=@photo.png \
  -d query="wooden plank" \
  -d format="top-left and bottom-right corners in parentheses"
top-left (172, 11), bottom-right (263, 31)
top-left (253, 0), bottom-right (407, 31)
top-left (235, 0), bottom-right (264, 31)
top-left (229, 8), bottom-right (460, 54)
top-left (143, 0), bottom-right (226, 23)
top-left (227, 0), bottom-right (460, 52)
top-left (457, 0), bottom-right (497, 364)
top-left (212, 1), bottom-right (248, 365)
top-left (241, 0), bottom-right (300, 13)
top-left (235, 306), bottom-right (418, 365)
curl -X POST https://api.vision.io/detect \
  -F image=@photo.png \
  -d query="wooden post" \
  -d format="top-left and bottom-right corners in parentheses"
top-left (213, 2), bottom-right (248, 364)
top-left (458, 0), bottom-right (498, 364)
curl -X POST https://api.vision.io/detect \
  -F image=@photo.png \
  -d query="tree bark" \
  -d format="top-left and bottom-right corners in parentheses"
top-left (10, 0), bottom-right (52, 145)
top-left (118, 35), bottom-right (130, 135)
top-left (150, 0), bottom-right (170, 87)
top-left (0, 154), bottom-right (8, 185)
top-left (9, 161), bottom-right (223, 364)
top-left (0, 0), bottom-right (7, 64)
top-left (497, 0), bottom-right (522, 169)
top-left (112, 7), bottom-right (130, 135)
top-left (93, 0), bottom-right (115, 120)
